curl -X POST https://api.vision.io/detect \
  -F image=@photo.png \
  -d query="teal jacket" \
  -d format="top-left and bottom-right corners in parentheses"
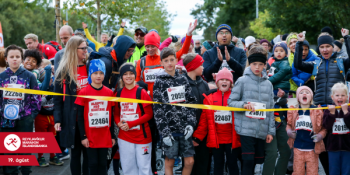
top-left (269, 57), bottom-right (292, 90)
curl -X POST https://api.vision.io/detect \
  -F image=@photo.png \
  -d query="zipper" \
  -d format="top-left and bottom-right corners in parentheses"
top-left (257, 77), bottom-right (261, 138)
top-left (325, 60), bottom-right (328, 104)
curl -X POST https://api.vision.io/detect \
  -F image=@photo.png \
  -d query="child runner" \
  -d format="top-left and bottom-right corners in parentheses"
top-left (323, 83), bottom-right (350, 175)
top-left (23, 49), bottom-right (42, 83)
top-left (0, 45), bottom-right (41, 175)
top-left (286, 86), bottom-right (326, 174)
top-left (114, 63), bottom-right (154, 175)
top-left (75, 59), bottom-right (116, 175)
top-left (193, 67), bottom-right (241, 175)
top-left (228, 46), bottom-right (275, 175)
top-left (153, 47), bottom-right (197, 175)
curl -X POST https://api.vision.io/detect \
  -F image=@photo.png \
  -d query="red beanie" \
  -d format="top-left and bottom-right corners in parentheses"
top-left (144, 31), bottom-right (160, 48)
top-left (216, 67), bottom-right (233, 84)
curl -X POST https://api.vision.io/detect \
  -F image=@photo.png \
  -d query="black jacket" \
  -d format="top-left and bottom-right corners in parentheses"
top-left (195, 46), bottom-right (201, 55)
top-left (294, 37), bottom-right (350, 105)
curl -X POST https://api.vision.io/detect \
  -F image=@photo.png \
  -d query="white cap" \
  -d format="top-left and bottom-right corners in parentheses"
top-left (245, 36), bottom-right (256, 47)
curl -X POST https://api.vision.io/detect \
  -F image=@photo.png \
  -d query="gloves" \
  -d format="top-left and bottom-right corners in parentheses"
top-left (171, 35), bottom-right (178, 43)
top-left (287, 129), bottom-right (296, 139)
top-left (184, 125), bottom-right (194, 140)
top-left (311, 134), bottom-right (323, 143)
top-left (163, 136), bottom-right (174, 147)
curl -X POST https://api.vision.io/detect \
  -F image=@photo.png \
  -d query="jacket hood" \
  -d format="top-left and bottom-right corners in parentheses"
top-left (157, 69), bottom-right (181, 79)
top-left (113, 35), bottom-right (136, 67)
top-left (243, 66), bottom-right (268, 82)
top-left (6, 66), bottom-right (27, 76)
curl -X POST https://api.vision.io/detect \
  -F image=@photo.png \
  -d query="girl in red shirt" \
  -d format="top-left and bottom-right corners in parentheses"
top-left (114, 63), bottom-right (153, 175)
top-left (193, 68), bottom-right (241, 175)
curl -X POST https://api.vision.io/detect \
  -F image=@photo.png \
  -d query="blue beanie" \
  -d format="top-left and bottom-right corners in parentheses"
top-left (273, 42), bottom-right (288, 54)
top-left (88, 59), bottom-right (106, 84)
top-left (149, 29), bottom-right (159, 34)
top-left (216, 24), bottom-right (233, 41)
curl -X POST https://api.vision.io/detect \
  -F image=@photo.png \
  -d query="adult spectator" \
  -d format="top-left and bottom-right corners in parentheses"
top-left (260, 39), bottom-right (273, 58)
top-left (245, 36), bottom-right (256, 49)
top-left (54, 25), bottom-right (74, 71)
top-left (128, 27), bottom-right (148, 64)
top-left (82, 22), bottom-right (125, 51)
top-left (334, 38), bottom-right (348, 58)
top-left (24, 33), bottom-right (57, 60)
top-left (200, 40), bottom-right (214, 56)
top-left (194, 40), bottom-right (201, 55)
top-left (203, 24), bottom-right (247, 82)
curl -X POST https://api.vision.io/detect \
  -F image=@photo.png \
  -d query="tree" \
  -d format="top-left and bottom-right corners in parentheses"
top-left (249, 10), bottom-right (281, 41)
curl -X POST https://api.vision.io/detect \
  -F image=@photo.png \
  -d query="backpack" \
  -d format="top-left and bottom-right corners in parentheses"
top-left (42, 41), bottom-right (62, 59)
top-left (116, 87), bottom-right (155, 138)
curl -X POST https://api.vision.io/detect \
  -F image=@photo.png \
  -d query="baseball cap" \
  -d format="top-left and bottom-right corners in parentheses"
top-left (135, 27), bottom-right (148, 34)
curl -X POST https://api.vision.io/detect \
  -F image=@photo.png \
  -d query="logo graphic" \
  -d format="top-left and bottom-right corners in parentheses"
top-left (4, 105), bottom-right (19, 120)
top-left (10, 76), bottom-right (17, 84)
top-left (142, 146), bottom-right (149, 155)
top-left (145, 70), bottom-right (148, 73)
top-left (4, 134), bottom-right (21, 151)
top-left (168, 88), bottom-right (171, 92)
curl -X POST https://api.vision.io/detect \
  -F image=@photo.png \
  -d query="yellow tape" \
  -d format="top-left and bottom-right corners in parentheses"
top-left (0, 87), bottom-right (343, 112)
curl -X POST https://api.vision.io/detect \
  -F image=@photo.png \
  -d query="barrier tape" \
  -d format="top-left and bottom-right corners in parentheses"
top-left (0, 87), bottom-right (344, 112)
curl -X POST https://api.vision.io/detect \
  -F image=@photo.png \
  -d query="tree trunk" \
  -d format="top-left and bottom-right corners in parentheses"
top-left (96, 0), bottom-right (101, 42)
top-left (55, 0), bottom-right (61, 43)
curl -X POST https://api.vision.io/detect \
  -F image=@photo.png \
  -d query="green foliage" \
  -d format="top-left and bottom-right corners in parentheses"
top-left (249, 10), bottom-right (281, 41)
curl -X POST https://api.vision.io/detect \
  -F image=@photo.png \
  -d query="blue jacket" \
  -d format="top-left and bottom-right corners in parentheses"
top-left (291, 51), bottom-right (319, 87)
top-left (87, 39), bottom-right (96, 52)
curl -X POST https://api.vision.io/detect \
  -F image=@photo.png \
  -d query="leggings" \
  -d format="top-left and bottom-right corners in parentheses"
top-left (86, 148), bottom-right (108, 175)
top-left (212, 144), bottom-right (240, 175)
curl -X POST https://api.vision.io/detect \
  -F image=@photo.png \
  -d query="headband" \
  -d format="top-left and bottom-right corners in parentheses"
top-left (185, 54), bottom-right (204, 72)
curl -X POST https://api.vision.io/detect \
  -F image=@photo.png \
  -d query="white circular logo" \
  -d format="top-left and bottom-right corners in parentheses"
top-left (0, 33), bottom-right (3, 48)
top-left (4, 134), bottom-right (21, 151)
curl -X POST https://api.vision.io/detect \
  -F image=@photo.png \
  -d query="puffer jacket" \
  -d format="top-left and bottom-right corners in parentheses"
top-left (228, 67), bottom-right (275, 139)
top-left (291, 51), bottom-right (319, 87)
top-left (286, 105), bottom-right (326, 154)
top-left (269, 57), bottom-right (292, 90)
top-left (153, 69), bottom-right (197, 138)
top-left (193, 89), bottom-right (241, 149)
top-left (294, 38), bottom-right (350, 105)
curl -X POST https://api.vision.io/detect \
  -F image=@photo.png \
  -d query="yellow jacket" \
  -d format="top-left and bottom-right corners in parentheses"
top-left (84, 27), bottom-right (124, 51)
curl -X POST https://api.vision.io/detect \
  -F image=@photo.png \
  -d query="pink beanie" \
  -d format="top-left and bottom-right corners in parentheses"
top-left (296, 86), bottom-right (313, 101)
top-left (216, 68), bottom-right (233, 84)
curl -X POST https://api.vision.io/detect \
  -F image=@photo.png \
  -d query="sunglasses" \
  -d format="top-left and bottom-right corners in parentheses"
top-left (135, 32), bottom-right (145, 37)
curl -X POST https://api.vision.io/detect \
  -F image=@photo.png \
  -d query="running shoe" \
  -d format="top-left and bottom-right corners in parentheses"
top-left (37, 157), bottom-right (49, 167)
top-left (49, 156), bottom-right (64, 166)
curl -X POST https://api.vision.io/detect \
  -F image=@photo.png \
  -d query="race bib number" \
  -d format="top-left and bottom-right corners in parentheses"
top-left (167, 86), bottom-right (186, 103)
top-left (121, 114), bottom-right (140, 130)
top-left (3, 84), bottom-right (25, 100)
top-left (268, 67), bottom-right (276, 77)
top-left (4, 104), bottom-right (19, 120)
top-left (88, 111), bottom-right (109, 128)
top-left (245, 102), bottom-right (266, 120)
top-left (332, 118), bottom-right (350, 135)
top-left (214, 111), bottom-right (232, 124)
top-left (144, 69), bottom-right (162, 83)
top-left (295, 115), bottom-right (313, 131)
top-left (120, 102), bottom-right (137, 114)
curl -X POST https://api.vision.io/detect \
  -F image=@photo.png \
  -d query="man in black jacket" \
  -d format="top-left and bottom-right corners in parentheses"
top-left (194, 40), bottom-right (202, 55)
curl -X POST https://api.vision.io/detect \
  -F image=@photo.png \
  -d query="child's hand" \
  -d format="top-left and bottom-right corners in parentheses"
top-left (341, 103), bottom-right (349, 115)
top-left (328, 105), bottom-right (336, 115)
top-left (311, 134), bottom-right (323, 143)
top-left (192, 140), bottom-right (199, 147)
top-left (212, 73), bottom-right (217, 81)
top-left (297, 32), bottom-right (305, 42)
top-left (287, 129), bottom-right (296, 139)
top-left (232, 36), bottom-right (238, 43)
top-left (266, 134), bottom-right (273, 143)
top-left (277, 88), bottom-right (285, 98)
top-left (341, 28), bottom-right (349, 37)
top-left (54, 123), bottom-right (61, 131)
top-left (121, 123), bottom-right (129, 131)
top-left (112, 139), bottom-right (116, 146)
top-left (244, 102), bottom-right (255, 112)
top-left (81, 138), bottom-right (89, 148)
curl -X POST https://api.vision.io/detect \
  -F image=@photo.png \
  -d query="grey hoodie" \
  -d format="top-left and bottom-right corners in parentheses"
top-left (228, 67), bottom-right (275, 139)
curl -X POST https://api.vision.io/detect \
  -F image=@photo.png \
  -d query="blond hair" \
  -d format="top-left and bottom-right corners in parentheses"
top-left (24, 33), bottom-right (38, 42)
top-left (118, 63), bottom-right (135, 89)
top-left (331, 82), bottom-right (348, 96)
top-left (41, 59), bottom-right (51, 68)
top-left (55, 36), bottom-right (86, 86)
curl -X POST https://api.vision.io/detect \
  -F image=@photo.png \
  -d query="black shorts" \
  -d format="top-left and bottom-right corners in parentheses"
top-left (240, 135), bottom-right (265, 164)
top-left (162, 136), bottom-right (195, 159)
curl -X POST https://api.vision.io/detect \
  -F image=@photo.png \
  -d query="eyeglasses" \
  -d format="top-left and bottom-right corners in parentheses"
top-left (135, 32), bottom-right (145, 37)
top-left (77, 47), bottom-right (88, 50)
top-left (219, 32), bottom-right (230, 36)
top-left (126, 49), bottom-right (135, 53)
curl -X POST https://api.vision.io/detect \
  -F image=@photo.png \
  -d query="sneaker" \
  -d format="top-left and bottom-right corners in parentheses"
top-left (37, 157), bottom-right (49, 167)
top-left (49, 156), bottom-right (64, 166)
top-left (174, 158), bottom-right (180, 167)
top-left (57, 149), bottom-right (70, 161)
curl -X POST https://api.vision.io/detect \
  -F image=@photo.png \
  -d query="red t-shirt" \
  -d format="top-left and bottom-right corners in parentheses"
top-left (114, 85), bottom-right (153, 144)
top-left (77, 65), bottom-right (88, 95)
top-left (75, 85), bottom-right (115, 148)
top-left (213, 90), bottom-right (233, 144)
top-left (38, 44), bottom-right (57, 60)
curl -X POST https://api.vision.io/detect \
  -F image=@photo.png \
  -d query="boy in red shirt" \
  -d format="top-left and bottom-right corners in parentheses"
top-left (75, 59), bottom-right (116, 175)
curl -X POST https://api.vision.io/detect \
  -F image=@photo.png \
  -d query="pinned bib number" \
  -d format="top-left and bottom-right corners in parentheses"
top-left (88, 111), bottom-right (109, 128)
top-left (295, 115), bottom-right (313, 131)
top-left (4, 104), bottom-right (20, 120)
top-left (121, 114), bottom-right (140, 130)
top-left (167, 86), bottom-right (186, 103)
top-left (144, 69), bottom-right (162, 83)
top-left (245, 102), bottom-right (266, 120)
top-left (214, 111), bottom-right (232, 124)
top-left (332, 118), bottom-right (350, 135)
top-left (3, 84), bottom-right (25, 100)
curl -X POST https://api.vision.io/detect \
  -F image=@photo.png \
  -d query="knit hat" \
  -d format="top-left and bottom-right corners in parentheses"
top-left (273, 42), bottom-right (288, 55)
top-left (296, 86), bottom-right (313, 102)
top-left (149, 29), bottom-right (159, 34)
top-left (216, 67), bottom-right (233, 84)
top-left (202, 41), bottom-right (212, 50)
top-left (239, 38), bottom-right (245, 44)
top-left (318, 35), bottom-right (334, 48)
top-left (215, 24), bottom-right (233, 41)
top-left (259, 39), bottom-right (269, 45)
top-left (181, 37), bottom-right (194, 45)
top-left (282, 33), bottom-right (289, 41)
top-left (88, 59), bottom-right (106, 84)
top-left (286, 34), bottom-right (298, 46)
top-left (248, 54), bottom-right (267, 65)
top-left (321, 26), bottom-right (333, 36)
top-left (144, 31), bottom-right (161, 48)
top-left (245, 36), bottom-right (256, 47)
top-left (334, 40), bottom-right (342, 49)
top-left (120, 64), bottom-right (136, 79)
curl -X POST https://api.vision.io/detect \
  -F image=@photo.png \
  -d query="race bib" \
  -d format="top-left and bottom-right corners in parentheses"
top-left (268, 67), bottom-right (276, 77)
top-left (88, 111), bottom-right (109, 128)
top-left (295, 115), bottom-right (313, 131)
top-left (214, 111), bottom-right (232, 124)
top-left (120, 102), bottom-right (137, 114)
top-left (245, 102), bottom-right (266, 120)
top-left (144, 69), bottom-right (162, 83)
top-left (167, 86), bottom-right (186, 103)
top-left (3, 84), bottom-right (25, 100)
top-left (332, 118), bottom-right (350, 135)
top-left (4, 104), bottom-right (19, 120)
top-left (121, 114), bottom-right (140, 130)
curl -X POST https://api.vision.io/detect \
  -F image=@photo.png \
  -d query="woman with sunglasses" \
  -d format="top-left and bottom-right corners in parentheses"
top-left (54, 36), bottom-right (89, 175)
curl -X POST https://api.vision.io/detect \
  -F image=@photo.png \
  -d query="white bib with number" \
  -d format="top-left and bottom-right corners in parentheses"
top-left (245, 102), bottom-right (266, 119)
top-left (88, 111), bottom-right (109, 128)
top-left (3, 84), bottom-right (25, 100)
top-left (214, 111), bottom-right (232, 124)
top-left (332, 118), bottom-right (350, 135)
top-left (4, 104), bottom-right (19, 120)
top-left (268, 67), bottom-right (276, 77)
top-left (144, 69), bottom-right (162, 83)
top-left (295, 115), bottom-right (313, 131)
top-left (121, 114), bottom-right (140, 130)
top-left (167, 86), bottom-right (186, 103)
